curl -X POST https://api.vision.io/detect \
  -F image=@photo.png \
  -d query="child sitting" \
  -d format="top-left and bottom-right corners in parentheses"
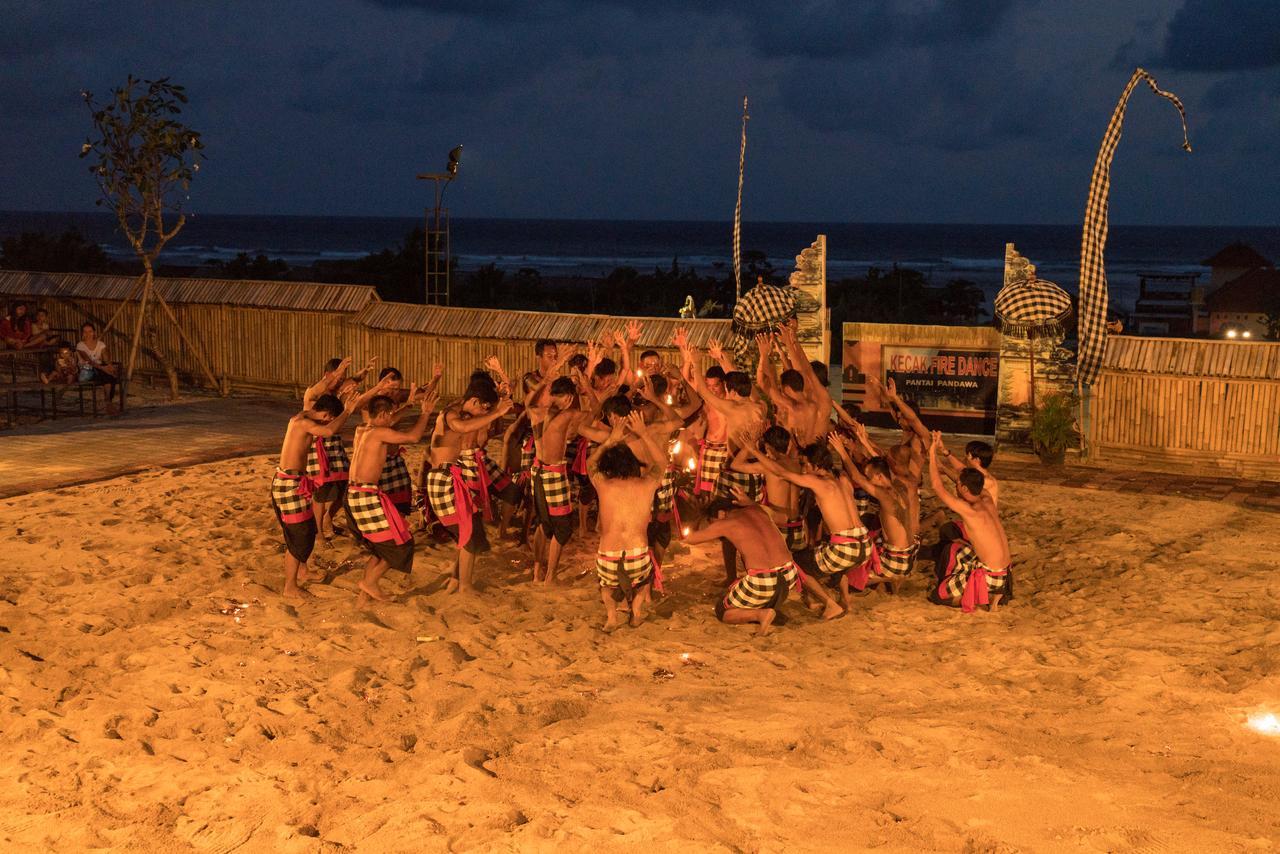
top-left (41, 346), bottom-right (78, 385)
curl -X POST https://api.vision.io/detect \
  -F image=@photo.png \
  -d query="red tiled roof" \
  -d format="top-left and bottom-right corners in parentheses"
top-left (1205, 268), bottom-right (1280, 313)
top-left (1200, 242), bottom-right (1273, 269)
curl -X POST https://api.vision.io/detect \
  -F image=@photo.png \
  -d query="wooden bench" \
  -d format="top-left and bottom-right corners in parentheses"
top-left (0, 350), bottom-right (127, 425)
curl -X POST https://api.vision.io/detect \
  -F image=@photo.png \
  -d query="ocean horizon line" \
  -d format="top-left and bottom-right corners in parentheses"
top-left (1, 208), bottom-right (1276, 232)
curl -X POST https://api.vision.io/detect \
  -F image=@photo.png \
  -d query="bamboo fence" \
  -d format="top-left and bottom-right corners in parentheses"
top-left (0, 271), bottom-right (731, 398)
top-left (1089, 335), bottom-right (1280, 480)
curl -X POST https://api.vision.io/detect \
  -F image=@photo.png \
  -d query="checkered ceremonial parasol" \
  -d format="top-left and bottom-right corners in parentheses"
top-left (1077, 68), bottom-right (1191, 387)
top-left (994, 275), bottom-right (1073, 339)
top-left (730, 279), bottom-right (797, 363)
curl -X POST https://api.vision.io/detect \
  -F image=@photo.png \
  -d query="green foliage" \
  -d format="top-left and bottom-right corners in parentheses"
top-left (213, 253), bottom-right (290, 280)
top-left (0, 230), bottom-right (114, 273)
top-left (1029, 393), bottom-right (1079, 455)
top-left (81, 76), bottom-right (204, 262)
top-left (1263, 291), bottom-right (1280, 341)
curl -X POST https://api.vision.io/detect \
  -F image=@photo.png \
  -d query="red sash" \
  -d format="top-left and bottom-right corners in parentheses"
top-left (276, 469), bottom-right (317, 502)
top-left (468, 449), bottom-right (495, 521)
top-left (571, 437), bottom-right (590, 476)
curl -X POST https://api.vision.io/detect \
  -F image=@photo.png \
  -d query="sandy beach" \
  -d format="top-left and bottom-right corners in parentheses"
top-left (2, 449), bottom-right (1280, 852)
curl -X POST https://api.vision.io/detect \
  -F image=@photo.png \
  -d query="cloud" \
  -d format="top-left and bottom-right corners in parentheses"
top-left (1153, 0), bottom-right (1280, 71)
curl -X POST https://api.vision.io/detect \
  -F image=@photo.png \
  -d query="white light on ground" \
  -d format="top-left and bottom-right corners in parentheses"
top-left (1247, 713), bottom-right (1280, 735)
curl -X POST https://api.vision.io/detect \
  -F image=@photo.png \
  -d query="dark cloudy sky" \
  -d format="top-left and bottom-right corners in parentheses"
top-left (3, 0), bottom-right (1278, 225)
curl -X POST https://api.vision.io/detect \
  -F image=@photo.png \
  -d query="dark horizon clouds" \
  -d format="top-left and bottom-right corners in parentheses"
top-left (1, 0), bottom-right (1279, 226)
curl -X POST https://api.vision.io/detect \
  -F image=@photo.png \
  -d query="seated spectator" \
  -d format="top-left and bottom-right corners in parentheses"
top-left (76, 322), bottom-right (119, 408)
top-left (41, 345), bottom-right (78, 385)
top-left (28, 308), bottom-right (57, 348)
top-left (0, 301), bottom-right (33, 349)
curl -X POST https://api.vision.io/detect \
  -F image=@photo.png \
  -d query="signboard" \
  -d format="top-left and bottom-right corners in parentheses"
top-left (843, 327), bottom-right (1000, 434)
top-left (881, 346), bottom-right (998, 413)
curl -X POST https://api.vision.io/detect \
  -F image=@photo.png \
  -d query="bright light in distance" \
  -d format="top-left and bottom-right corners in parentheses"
top-left (686, 458), bottom-right (696, 470)
top-left (636, 369), bottom-right (644, 378)
top-left (1243, 331), bottom-right (1253, 339)
top-left (672, 441), bottom-right (682, 454)
top-left (1226, 329), bottom-right (1238, 338)
top-left (1248, 712), bottom-right (1280, 735)
top-left (682, 527), bottom-right (691, 537)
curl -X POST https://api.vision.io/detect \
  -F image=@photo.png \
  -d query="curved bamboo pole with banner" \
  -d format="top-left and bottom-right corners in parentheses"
top-left (1076, 67), bottom-right (1191, 450)
top-left (733, 96), bottom-right (749, 302)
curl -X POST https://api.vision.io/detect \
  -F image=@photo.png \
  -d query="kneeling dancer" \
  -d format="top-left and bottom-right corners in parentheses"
top-left (927, 431), bottom-right (1012, 612)
top-left (685, 502), bottom-right (804, 637)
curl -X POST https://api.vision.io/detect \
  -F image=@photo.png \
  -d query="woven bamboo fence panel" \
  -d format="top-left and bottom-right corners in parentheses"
top-left (1090, 336), bottom-right (1280, 480)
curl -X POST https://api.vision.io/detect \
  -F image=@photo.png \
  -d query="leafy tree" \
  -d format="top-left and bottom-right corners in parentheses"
top-left (0, 229), bottom-right (114, 273)
top-left (214, 252), bottom-right (290, 280)
top-left (81, 76), bottom-right (218, 392)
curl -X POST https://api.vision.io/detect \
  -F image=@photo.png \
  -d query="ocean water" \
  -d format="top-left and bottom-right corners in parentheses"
top-left (2, 210), bottom-right (1277, 312)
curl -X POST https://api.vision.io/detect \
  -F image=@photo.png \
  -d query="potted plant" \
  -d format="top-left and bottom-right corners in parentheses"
top-left (1030, 393), bottom-right (1078, 466)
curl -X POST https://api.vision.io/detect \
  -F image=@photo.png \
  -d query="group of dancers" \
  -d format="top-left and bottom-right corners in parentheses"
top-left (270, 318), bottom-right (1012, 635)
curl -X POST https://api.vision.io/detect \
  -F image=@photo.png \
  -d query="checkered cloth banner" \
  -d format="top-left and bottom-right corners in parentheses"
top-left (1077, 68), bottom-right (1191, 386)
top-left (994, 277), bottom-right (1073, 339)
top-left (733, 97), bottom-right (749, 301)
top-left (730, 280), bottom-right (797, 363)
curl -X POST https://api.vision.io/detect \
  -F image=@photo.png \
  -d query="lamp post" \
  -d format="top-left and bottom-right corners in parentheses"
top-left (416, 145), bottom-right (461, 305)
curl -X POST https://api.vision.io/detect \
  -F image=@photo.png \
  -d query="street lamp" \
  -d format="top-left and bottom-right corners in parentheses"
top-left (416, 145), bottom-right (462, 305)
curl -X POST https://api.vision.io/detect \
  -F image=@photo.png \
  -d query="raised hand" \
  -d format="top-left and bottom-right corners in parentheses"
top-left (755, 333), bottom-right (772, 357)
top-left (885, 377), bottom-right (899, 399)
top-left (673, 327), bottom-right (689, 352)
top-left (626, 319), bottom-right (642, 343)
top-left (707, 338), bottom-right (724, 361)
top-left (422, 386), bottom-right (442, 414)
top-left (432, 362), bottom-right (444, 378)
top-left (930, 430), bottom-right (943, 451)
top-left (729, 485), bottom-right (753, 506)
top-left (483, 355), bottom-right (502, 373)
top-left (624, 410), bottom-right (646, 435)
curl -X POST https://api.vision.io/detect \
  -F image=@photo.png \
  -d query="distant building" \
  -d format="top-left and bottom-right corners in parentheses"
top-left (1200, 243), bottom-right (1274, 293)
top-left (1205, 267), bottom-right (1280, 337)
top-left (1197, 243), bottom-right (1277, 339)
top-left (1131, 272), bottom-right (1203, 336)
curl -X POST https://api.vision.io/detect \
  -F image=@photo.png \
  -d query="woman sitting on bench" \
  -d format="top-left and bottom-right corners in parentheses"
top-left (75, 322), bottom-right (119, 408)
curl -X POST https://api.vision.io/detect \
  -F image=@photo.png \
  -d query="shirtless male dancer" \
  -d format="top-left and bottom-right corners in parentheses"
top-left (305, 357), bottom-right (377, 538)
top-left (348, 389), bottom-right (437, 603)
top-left (525, 348), bottom-right (588, 584)
top-left (676, 327), bottom-right (766, 501)
top-left (271, 391), bottom-right (352, 598)
top-left (685, 503), bottom-right (804, 637)
top-left (745, 440), bottom-right (860, 614)
top-left (589, 412), bottom-right (667, 632)
top-left (829, 432), bottom-right (920, 593)
top-left (729, 425), bottom-right (808, 560)
top-left (928, 431), bottom-right (1013, 612)
top-left (578, 392), bottom-right (683, 569)
top-left (424, 379), bottom-right (512, 594)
